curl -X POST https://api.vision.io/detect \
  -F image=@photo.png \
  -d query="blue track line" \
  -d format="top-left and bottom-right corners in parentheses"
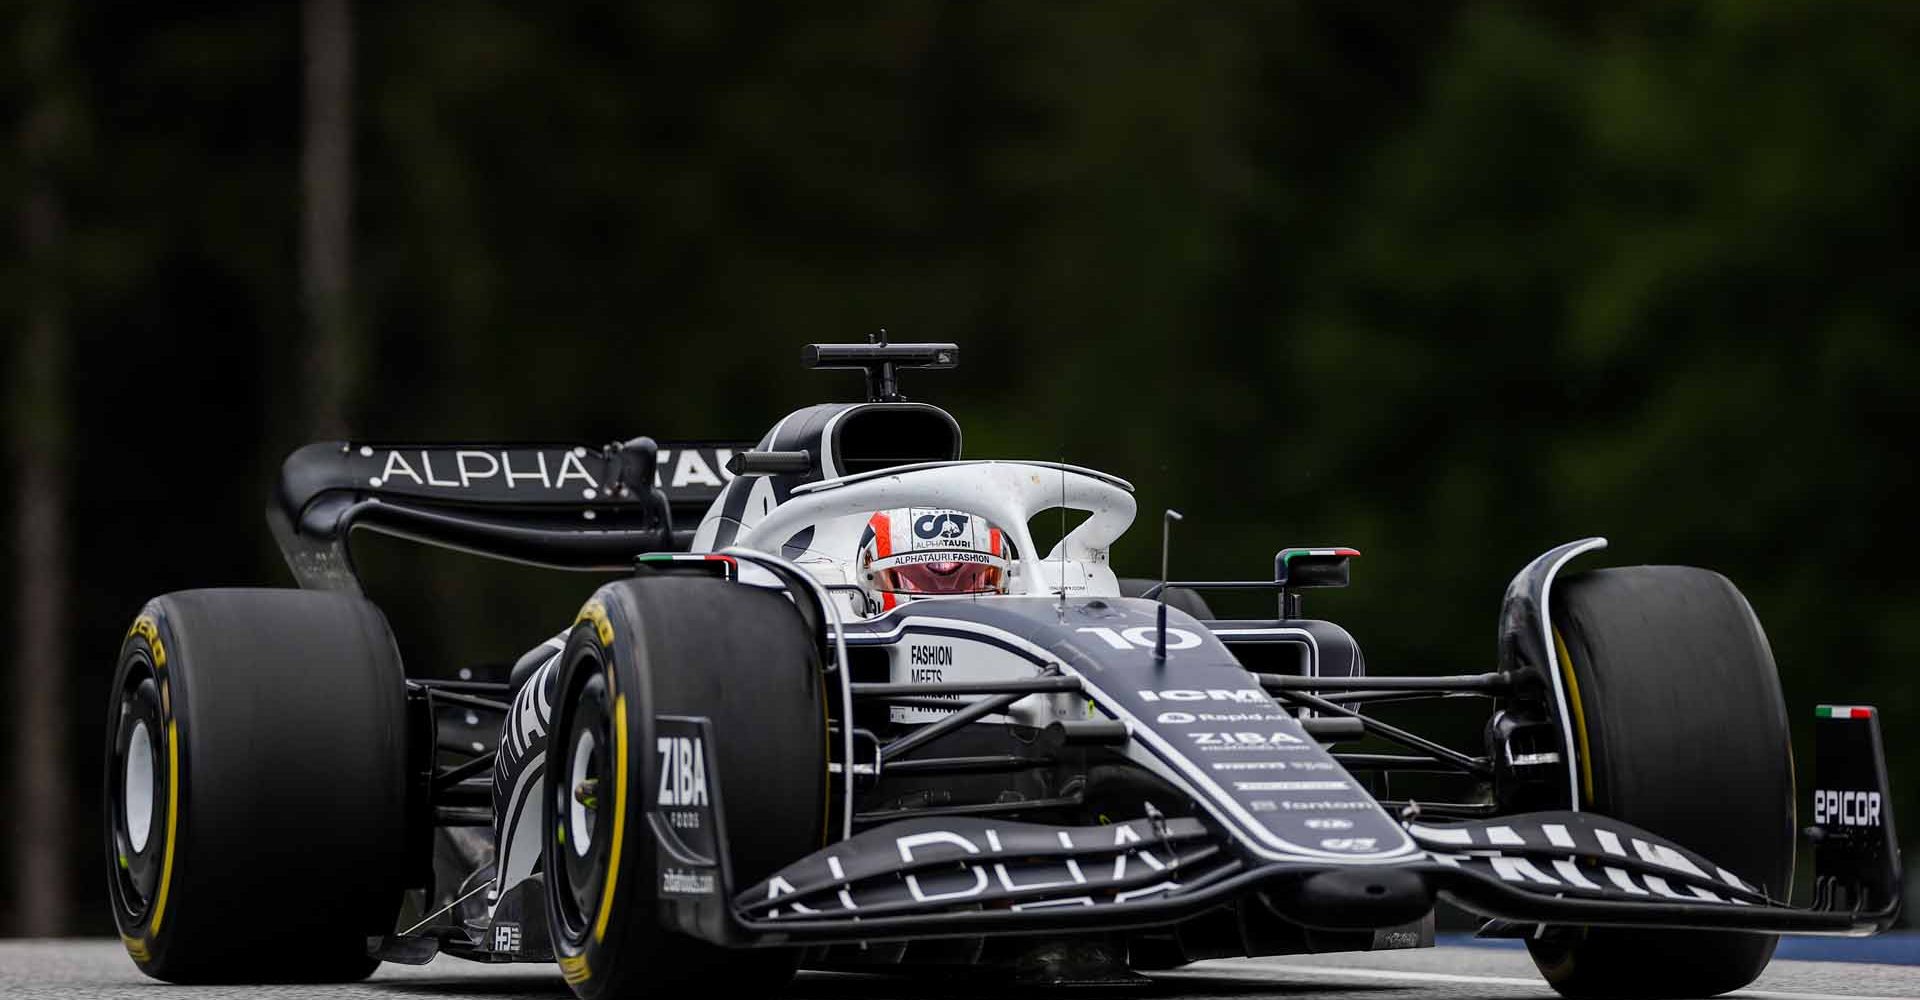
top-left (1436, 932), bottom-right (1920, 966)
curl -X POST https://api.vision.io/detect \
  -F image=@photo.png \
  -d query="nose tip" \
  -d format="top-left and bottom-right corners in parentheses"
top-left (1261, 868), bottom-right (1435, 931)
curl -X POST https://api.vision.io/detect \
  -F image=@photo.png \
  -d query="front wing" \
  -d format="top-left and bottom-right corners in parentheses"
top-left (651, 708), bottom-right (1899, 948)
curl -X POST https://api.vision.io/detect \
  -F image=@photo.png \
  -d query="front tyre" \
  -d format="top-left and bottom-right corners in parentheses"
top-left (105, 589), bottom-right (408, 983)
top-left (544, 575), bottom-right (828, 1000)
top-left (1525, 567), bottom-right (1793, 1000)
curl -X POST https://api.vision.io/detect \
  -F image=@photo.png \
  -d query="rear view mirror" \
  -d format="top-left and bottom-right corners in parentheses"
top-left (1274, 547), bottom-right (1358, 589)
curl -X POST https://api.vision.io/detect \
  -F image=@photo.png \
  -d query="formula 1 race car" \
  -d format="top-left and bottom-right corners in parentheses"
top-left (107, 340), bottom-right (1900, 998)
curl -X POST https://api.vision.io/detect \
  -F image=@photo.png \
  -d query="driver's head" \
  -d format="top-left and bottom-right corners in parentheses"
top-left (856, 508), bottom-right (1013, 610)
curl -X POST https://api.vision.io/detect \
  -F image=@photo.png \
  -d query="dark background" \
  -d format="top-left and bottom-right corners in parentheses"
top-left (5, 2), bottom-right (1916, 937)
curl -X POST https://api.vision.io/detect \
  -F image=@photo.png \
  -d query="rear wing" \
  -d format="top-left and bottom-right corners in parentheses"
top-left (269, 439), bottom-right (751, 591)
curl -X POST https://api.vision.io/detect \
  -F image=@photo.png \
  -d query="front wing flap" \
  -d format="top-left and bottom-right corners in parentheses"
top-left (1409, 811), bottom-right (1769, 906)
top-left (739, 816), bottom-right (1232, 921)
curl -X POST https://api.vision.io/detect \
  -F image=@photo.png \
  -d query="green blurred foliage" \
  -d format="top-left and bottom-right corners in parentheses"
top-left (5, 1), bottom-right (1916, 931)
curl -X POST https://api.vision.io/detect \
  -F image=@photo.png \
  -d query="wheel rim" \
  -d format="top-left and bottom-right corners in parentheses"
top-left (551, 663), bottom-right (613, 945)
top-left (109, 662), bottom-right (167, 921)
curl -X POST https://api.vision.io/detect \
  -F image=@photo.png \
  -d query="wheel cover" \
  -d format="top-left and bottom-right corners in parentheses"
top-left (569, 728), bottom-right (599, 856)
top-left (109, 662), bottom-right (167, 921)
top-left (552, 665), bottom-right (614, 945)
top-left (125, 721), bottom-right (155, 852)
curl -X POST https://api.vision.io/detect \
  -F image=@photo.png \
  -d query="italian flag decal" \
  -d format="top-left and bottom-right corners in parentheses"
top-left (1815, 705), bottom-right (1874, 719)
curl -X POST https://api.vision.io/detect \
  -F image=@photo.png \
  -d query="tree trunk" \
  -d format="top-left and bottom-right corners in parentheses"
top-left (12, 46), bottom-right (74, 938)
top-left (303, 0), bottom-right (354, 438)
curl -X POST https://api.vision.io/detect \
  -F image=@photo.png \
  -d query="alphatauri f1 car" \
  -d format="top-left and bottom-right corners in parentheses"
top-left (109, 341), bottom-right (1900, 998)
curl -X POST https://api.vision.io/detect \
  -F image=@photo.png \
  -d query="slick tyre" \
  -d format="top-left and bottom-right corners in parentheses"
top-left (1118, 578), bottom-right (1215, 621)
top-left (105, 589), bottom-right (408, 983)
top-left (544, 575), bottom-right (828, 1000)
top-left (1525, 567), bottom-right (1793, 1000)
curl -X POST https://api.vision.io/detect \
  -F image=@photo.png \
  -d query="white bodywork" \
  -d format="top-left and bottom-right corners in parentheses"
top-left (699, 460), bottom-right (1141, 732)
top-left (701, 461), bottom-right (1137, 617)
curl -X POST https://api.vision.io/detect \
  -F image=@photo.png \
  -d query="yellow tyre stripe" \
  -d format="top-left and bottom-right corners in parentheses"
top-left (592, 694), bottom-right (628, 942)
top-left (577, 600), bottom-right (614, 646)
top-left (149, 720), bottom-right (181, 933)
top-left (1553, 628), bottom-right (1597, 807)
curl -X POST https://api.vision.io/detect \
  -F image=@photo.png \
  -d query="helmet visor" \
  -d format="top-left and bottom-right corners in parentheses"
top-left (880, 561), bottom-right (1004, 595)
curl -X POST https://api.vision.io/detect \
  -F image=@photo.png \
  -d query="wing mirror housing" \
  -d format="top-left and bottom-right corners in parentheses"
top-left (1275, 547), bottom-right (1359, 589)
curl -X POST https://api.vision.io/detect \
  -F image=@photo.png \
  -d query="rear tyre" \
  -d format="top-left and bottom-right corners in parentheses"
top-left (544, 575), bottom-right (828, 1000)
top-left (105, 589), bottom-right (408, 983)
top-left (1525, 567), bottom-right (1793, 999)
top-left (1117, 578), bottom-right (1215, 620)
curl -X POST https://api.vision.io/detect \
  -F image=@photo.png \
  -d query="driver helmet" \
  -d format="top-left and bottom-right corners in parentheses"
top-left (856, 508), bottom-right (1014, 611)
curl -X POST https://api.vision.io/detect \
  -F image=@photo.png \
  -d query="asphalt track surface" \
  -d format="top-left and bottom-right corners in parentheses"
top-left (4, 941), bottom-right (1918, 1000)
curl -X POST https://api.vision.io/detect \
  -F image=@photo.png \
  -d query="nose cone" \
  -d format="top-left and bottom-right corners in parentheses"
top-left (1262, 868), bottom-right (1434, 931)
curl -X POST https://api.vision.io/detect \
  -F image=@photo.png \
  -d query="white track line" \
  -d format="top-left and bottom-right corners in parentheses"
top-left (1166, 961), bottom-right (1914, 1000)
top-left (1736, 992), bottom-right (1917, 1000)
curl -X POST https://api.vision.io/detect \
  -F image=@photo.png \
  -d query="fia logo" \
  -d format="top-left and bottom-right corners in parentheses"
top-left (657, 736), bottom-right (709, 807)
top-left (914, 512), bottom-right (969, 540)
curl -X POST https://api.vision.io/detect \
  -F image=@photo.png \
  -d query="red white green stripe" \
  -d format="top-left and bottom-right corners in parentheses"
top-left (1279, 547), bottom-right (1362, 561)
top-left (1815, 705), bottom-right (1874, 719)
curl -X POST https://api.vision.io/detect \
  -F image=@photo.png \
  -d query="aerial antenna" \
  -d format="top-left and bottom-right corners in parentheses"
top-left (1155, 509), bottom-right (1184, 661)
